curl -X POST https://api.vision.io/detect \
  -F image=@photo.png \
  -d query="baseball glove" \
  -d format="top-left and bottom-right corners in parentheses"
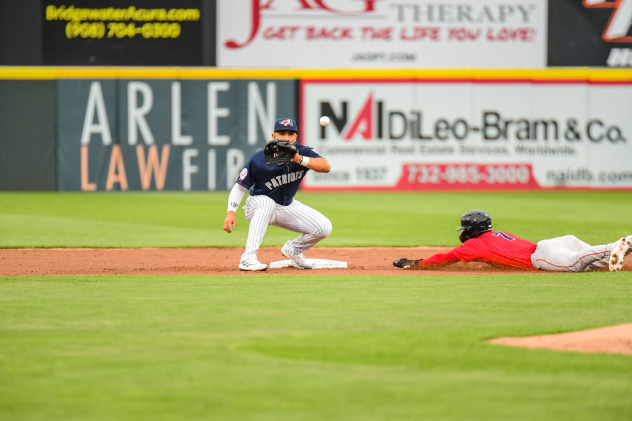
top-left (264, 139), bottom-right (298, 165)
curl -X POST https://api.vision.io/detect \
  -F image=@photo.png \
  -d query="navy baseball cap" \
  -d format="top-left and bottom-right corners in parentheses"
top-left (274, 118), bottom-right (298, 132)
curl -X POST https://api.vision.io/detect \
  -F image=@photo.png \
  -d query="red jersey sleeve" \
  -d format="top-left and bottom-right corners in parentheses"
top-left (451, 240), bottom-right (482, 263)
top-left (417, 250), bottom-right (460, 268)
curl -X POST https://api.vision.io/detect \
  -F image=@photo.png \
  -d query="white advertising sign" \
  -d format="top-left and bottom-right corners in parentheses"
top-left (300, 79), bottom-right (632, 190)
top-left (218, 0), bottom-right (547, 68)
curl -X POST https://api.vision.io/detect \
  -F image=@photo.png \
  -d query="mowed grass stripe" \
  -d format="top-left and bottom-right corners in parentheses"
top-left (1, 274), bottom-right (631, 421)
top-left (1, 191), bottom-right (631, 247)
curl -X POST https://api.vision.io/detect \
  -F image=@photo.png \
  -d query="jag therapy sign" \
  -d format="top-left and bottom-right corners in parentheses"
top-left (218, 0), bottom-right (547, 68)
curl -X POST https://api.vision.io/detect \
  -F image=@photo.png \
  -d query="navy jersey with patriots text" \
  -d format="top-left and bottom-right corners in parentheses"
top-left (236, 144), bottom-right (321, 206)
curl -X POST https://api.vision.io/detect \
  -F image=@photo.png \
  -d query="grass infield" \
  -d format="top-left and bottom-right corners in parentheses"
top-left (1, 274), bottom-right (631, 421)
top-left (0, 191), bottom-right (631, 248)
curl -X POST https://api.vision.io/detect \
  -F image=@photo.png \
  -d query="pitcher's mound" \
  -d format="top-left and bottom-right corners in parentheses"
top-left (489, 323), bottom-right (632, 355)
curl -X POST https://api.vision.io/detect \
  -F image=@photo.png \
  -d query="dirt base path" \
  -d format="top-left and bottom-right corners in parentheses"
top-left (0, 247), bottom-right (557, 277)
top-left (1, 247), bottom-right (629, 277)
top-left (489, 324), bottom-right (632, 355)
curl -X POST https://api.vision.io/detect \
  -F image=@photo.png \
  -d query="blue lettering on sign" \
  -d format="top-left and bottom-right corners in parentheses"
top-left (493, 232), bottom-right (515, 241)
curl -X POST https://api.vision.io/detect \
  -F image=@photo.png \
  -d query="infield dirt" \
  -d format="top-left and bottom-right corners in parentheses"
top-left (1, 247), bottom-right (630, 277)
top-left (2, 247), bottom-right (631, 355)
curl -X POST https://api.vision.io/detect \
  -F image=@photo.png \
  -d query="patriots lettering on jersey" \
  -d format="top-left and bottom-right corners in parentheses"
top-left (264, 170), bottom-right (304, 190)
top-left (493, 232), bottom-right (515, 241)
top-left (239, 144), bottom-right (318, 206)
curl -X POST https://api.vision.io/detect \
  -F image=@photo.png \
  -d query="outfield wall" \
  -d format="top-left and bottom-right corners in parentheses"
top-left (0, 80), bottom-right (56, 191)
top-left (6, 1), bottom-right (627, 69)
top-left (57, 78), bottom-right (295, 191)
top-left (0, 67), bottom-right (631, 191)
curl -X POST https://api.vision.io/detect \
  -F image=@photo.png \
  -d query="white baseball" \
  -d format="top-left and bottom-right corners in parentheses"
top-left (319, 116), bottom-right (330, 126)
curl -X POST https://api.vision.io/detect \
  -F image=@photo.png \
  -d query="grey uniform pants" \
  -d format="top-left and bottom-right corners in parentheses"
top-left (241, 195), bottom-right (332, 263)
top-left (531, 235), bottom-right (631, 272)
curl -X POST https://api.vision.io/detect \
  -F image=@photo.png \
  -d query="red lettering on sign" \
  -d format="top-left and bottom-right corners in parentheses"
top-left (486, 27), bottom-right (536, 42)
top-left (400, 27), bottom-right (441, 41)
top-left (344, 93), bottom-right (373, 141)
top-left (305, 26), bottom-right (354, 40)
top-left (447, 27), bottom-right (482, 41)
top-left (361, 26), bottom-right (393, 40)
top-left (225, 0), bottom-right (377, 49)
top-left (262, 26), bottom-right (301, 40)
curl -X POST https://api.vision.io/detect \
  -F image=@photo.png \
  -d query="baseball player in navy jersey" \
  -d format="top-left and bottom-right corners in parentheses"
top-left (223, 118), bottom-right (332, 271)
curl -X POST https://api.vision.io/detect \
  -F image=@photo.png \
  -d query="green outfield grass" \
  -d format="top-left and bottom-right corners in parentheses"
top-left (1, 191), bottom-right (631, 247)
top-left (2, 191), bottom-right (631, 420)
top-left (1, 274), bottom-right (631, 421)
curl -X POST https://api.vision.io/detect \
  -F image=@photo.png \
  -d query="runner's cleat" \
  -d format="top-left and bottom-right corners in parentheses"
top-left (609, 237), bottom-right (630, 272)
top-left (281, 243), bottom-right (312, 269)
top-left (239, 260), bottom-right (268, 271)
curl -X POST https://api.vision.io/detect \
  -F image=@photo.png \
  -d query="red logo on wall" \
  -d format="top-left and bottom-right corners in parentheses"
top-left (225, 0), bottom-right (378, 49)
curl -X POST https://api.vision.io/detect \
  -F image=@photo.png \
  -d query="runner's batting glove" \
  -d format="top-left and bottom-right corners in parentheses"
top-left (393, 258), bottom-right (422, 269)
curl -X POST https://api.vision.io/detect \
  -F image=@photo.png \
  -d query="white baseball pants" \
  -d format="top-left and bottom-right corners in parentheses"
top-left (531, 235), bottom-right (631, 272)
top-left (240, 195), bottom-right (332, 263)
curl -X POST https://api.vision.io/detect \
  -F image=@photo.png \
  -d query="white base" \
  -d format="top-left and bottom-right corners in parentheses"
top-left (270, 259), bottom-right (347, 269)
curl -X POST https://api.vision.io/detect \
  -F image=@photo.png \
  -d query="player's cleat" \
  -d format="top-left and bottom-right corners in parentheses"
top-left (609, 237), bottom-right (630, 272)
top-left (393, 258), bottom-right (420, 269)
top-left (281, 243), bottom-right (312, 269)
top-left (239, 260), bottom-right (268, 271)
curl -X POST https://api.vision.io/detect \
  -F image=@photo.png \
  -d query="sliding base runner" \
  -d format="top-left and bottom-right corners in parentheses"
top-left (394, 210), bottom-right (632, 272)
top-left (222, 118), bottom-right (333, 271)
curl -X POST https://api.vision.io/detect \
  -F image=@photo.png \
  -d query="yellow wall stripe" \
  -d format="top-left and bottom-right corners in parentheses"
top-left (0, 66), bottom-right (631, 82)
top-left (0, 67), bottom-right (59, 80)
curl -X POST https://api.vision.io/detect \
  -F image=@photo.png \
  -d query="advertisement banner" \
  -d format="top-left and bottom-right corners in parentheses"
top-left (218, 0), bottom-right (547, 68)
top-left (43, 0), bottom-right (202, 65)
top-left (57, 78), bottom-right (296, 191)
top-left (300, 78), bottom-right (632, 190)
top-left (548, 0), bottom-right (632, 67)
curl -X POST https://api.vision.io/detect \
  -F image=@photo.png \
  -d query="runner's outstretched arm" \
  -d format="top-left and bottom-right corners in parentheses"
top-left (394, 250), bottom-right (460, 269)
